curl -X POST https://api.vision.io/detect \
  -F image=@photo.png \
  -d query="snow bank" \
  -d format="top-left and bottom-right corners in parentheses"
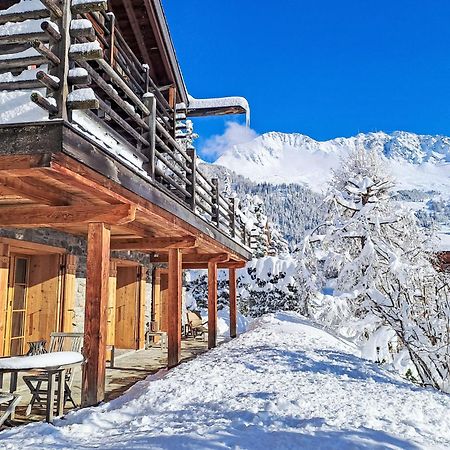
top-left (2, 313), bottom-right (449, 449)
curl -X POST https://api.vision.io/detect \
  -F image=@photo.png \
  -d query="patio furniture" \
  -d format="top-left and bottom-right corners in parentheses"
top-left (145, 331), bottom-right (168, 350)
top-left (23, 332), bottom-right (83, 418)
top-left (0, 392), bottom-right (21, 427)
top-left (185, 311), bottom-right (208, 338)
top-left (0, 351), bottom-right (83, 423)
top-left (27, 340), bottom-right (48, 356)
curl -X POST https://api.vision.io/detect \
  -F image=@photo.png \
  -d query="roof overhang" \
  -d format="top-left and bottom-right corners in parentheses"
top-left (109, 0), bottom-right (188, 104)
top-left (186, 95), bottom-right (251, 126)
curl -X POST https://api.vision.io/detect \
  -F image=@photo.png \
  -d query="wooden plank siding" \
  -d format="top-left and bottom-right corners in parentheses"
top-left (26, 254), bottom-right (61, 344)
top-left (115, 266), bottom-right (140, 350)
top-left (60, 254), bottom-right (78, 333)
top-left (106, 260), bottom-right (118, 361)
top-left (0, 243), bottom-right (9, 356)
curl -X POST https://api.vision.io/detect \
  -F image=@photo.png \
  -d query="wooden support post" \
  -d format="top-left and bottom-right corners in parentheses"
top-left (168, 86), bottom-right (177, 138)
top-left (82, 223), bottom-right (110, 407)
top-left (208, 260), bottom-right (218, 349)
top-left (167, 248), bottom-right (182, 368)
top-left (143, 93), bottom-right (156, 179)
top-left (186, 148), bottom-right (197, 211)
top-left (229, 268), bottom-right (237, 339)
top-left (0, 244), bottom-right (9, 356)
top-left (106, 12), bottom-right (116, 67)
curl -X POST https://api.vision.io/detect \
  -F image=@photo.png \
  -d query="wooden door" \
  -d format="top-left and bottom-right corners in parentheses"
top-left (26, 254), bottom-right (61, 346)
top-left (160, 273), bottom-right (169, 332)
top-left (115, 266), bottom-right (141, 349)
top-left (152, 269), bottom-right (169, 334)
top-left (5, 256), bottom-right (30, 356)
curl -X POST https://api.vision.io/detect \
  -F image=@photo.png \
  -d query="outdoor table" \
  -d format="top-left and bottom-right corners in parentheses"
top-left (0, 352), bottom-right (83, 423)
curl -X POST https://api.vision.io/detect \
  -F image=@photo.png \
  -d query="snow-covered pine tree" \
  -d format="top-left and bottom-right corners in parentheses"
top-left (237, 193), bottom-right (289, 257)
top-left (301, 146), bottom-right (450, 392)
top-left (186, 190), bottom-right (297, 317)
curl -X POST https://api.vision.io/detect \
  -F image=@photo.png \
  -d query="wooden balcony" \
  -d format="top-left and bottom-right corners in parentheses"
top-left (0, 0), bottom-right (251, 258)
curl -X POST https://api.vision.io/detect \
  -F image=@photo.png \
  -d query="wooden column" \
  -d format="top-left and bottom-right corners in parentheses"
top-left (167, 248), bottom-right (182, 368)
top-left (0, 244), bottom-right (9, 356)
top-left (82, 223), bottom-right (110, 407)
top-left (229, 268), bottom-right (237, 339)
top-left (208, 261), bottom-right (218, 349)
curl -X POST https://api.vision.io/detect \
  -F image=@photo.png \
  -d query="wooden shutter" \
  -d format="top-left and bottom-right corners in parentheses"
top-left (60, 254), bottom-right (77, 332)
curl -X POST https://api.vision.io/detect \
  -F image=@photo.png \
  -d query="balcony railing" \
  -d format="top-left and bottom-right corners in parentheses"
top-left (0, 0), bottom-right (250, 249)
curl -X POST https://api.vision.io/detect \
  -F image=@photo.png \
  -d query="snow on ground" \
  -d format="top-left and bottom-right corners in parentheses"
top-left (2, 313), bottom-right (450, 449)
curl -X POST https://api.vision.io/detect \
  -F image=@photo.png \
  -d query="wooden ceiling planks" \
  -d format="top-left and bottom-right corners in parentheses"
top-left (109, 0), bottom-right (171, 87)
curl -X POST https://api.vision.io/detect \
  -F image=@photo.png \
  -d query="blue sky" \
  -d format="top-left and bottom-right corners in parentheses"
top-left (164, 0), bottom-right (450, 159)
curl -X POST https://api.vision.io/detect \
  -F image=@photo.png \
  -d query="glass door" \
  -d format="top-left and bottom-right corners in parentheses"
top-left (6, 256), bottom-right (29, 356)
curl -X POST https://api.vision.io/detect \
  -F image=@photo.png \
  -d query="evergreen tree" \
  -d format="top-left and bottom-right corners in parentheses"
top-left (300, 147), bottom-right (450, 392)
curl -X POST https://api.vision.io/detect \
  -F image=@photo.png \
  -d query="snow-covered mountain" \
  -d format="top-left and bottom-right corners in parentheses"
top-left (215, 131), bottom-right (450, 195)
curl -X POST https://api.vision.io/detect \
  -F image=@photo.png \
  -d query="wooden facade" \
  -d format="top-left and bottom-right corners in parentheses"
top-left (0, 0), bottom-right (251, 408)
top-left (0, 238), bottom-right (73, 357)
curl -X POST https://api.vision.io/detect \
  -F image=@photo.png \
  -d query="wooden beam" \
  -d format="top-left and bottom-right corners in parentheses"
top-left (167, 248), bottom-right (182, 368)
top-left (82, 223), bottom-right (110, 407)
top-left (221, 261), bottom-right (246, 269)
top-left (0, 237), bottom-right (66, 255)
top-left (111, 236), bottom-right (196, 251)
top-left (0, 204), bottom-right (136, 227)
top-left (0, 243), bottom-right (9, 356)
top-left (182, 261), bottom-right (246, 270)
top-left (48, 157), bottom-right (251, 260)
top-left (0, 176), bottom-right (71, 206)
top-left (151, 253), bottom-right (228, 264)
top-left (208, 260), bottom-right (218, 349)
top-left (0, 155), bottom-right (51, 177)
top-left (229, 268), bottom-right (237, 339)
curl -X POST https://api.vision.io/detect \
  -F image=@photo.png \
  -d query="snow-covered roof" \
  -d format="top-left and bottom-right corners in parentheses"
top-left (187, 95), bottom-right (251, 126)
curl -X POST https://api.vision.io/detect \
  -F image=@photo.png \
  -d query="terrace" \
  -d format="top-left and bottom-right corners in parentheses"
top-left (0, 0), bottom-right (252, 413)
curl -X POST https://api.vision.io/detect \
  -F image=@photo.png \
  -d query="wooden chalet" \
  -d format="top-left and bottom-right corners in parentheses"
top-left (0, 0), bottom-right (251, 407)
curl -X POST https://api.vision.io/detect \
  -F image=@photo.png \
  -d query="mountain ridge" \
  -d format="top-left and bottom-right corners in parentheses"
top-left (214, 130), bottom-right (450, 194)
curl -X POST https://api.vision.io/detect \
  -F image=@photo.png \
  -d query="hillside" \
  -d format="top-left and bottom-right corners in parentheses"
top-left (2, 313), bottom-right (450, 449)
top-left (208, 131), bottom-right (450, 245)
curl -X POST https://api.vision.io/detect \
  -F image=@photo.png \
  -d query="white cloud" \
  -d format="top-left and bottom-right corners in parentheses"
top-left (200, 122), bottom-right (258, 161)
